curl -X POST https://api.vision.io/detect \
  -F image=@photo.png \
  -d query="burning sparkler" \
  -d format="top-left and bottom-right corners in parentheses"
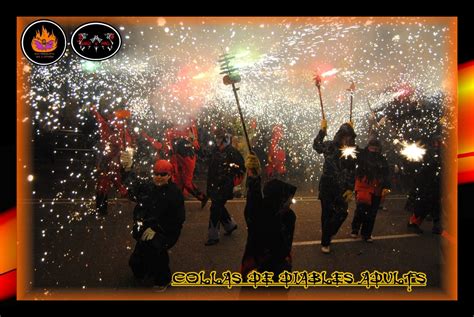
top-left (321, 68), bottom-right (339, 78)
top-left (313, 73), bottom-right (325, 120)
top-left (400, 141), bottom-right (426, 162)
top-left (340, 146), bottom-right (358, 159)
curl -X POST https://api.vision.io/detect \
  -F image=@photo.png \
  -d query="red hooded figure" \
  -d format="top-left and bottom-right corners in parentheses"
top-left (91, 106), bottom-right (129, 215)
top-left (165, 120), bottom-right (208, 208)
top-left (266, 124), bottom-right (287, 178)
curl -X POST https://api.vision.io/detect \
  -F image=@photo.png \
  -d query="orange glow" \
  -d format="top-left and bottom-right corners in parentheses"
top-left (114, 109), bottom-right (131, 119)
top-left (0, 208), bottom-right (16, 300)
top-left (31, 25), bottom-right (58, 52)
top-left (458, 61), bottom-right (474, 184)
top-left (0, 270), bottom-right (16, 300)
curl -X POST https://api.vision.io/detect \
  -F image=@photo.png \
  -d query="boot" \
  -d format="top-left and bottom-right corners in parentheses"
top-left (190, 188), bottom-right (209, 209)
top-left (205, 221), bottom-right (220, 246)
top-left (200, 195), bottom-right (209, 209)
top-left (407, 222), bottom-right (423, 234)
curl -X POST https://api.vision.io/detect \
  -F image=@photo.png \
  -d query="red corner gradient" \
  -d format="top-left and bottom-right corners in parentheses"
top-left (0, 208), bottom-right (16, 300)
top-left (458, 61), bottom-right (474, 184)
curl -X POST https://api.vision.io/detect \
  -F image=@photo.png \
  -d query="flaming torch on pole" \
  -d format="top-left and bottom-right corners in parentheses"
top-left (337, 81), bottom-right (358, 159)
top-left (115, 108), bottom-right (134, 171)
top-left (218, 51), bottom-right (252, 153)
top-left (313, 73), bottom-right (325, 120)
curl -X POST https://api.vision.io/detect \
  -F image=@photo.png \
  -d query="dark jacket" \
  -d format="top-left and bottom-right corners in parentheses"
top-left (129, 180), bottom-right (185, 250)
top-left (413, 146), bottom-right (441, 202)
top-left (206, 144), bottom-right (245, 200)
top-left (313, 123), bottom-right (357, 198)
top-left (242, 177), bottom-right (296, 276)
top-left (355, 147), bottom-right (391, 189)
top-left (174, 138), bottom-right (196, 158)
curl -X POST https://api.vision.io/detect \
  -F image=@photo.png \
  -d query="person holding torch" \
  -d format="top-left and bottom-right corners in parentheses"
top-left (312, 75), bottom-right (357, 253)
top-left (313, 120), bottom-right (357, 253)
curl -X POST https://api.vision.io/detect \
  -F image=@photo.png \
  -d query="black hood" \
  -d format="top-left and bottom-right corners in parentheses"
top-left (263, 179), bottom-right (297, 211)
top-left (334, 123), bottom-right (356, 144)
top-left (367, 138), bottom-right (382, 150)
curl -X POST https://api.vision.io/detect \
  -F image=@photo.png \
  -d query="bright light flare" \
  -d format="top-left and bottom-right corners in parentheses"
top-left (81, 61), bottom-right (98, 73)
top-left (400, 141), bottom-right (426, 162)
top-left (321, 68), bottom-right (339, 78)
top-left (192, 72), bottom-right (207, 80)
top-left (340, 146), bottom-right (358, 159)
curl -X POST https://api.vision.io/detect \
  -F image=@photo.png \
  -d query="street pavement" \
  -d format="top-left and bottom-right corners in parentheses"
top-left (25, 194), bottom-right (451, 299)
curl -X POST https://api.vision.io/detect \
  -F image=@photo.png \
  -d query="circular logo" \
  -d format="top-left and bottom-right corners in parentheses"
top-left (71, 22), bottom-right (122, 61)
top-left (21, 20), bottom-right (67, 66)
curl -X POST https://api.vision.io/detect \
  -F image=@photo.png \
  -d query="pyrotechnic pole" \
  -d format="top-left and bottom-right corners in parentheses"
top-left (218, 52), bottom-right (252, 153)
top-left (367, 98), bottom-right (373, 112)
top-left (367, 98), bottom-right (375, 136)
top-left (347, 81), bottom-right (356, 123)
top-left (313, 74), bottom-right (325, 120)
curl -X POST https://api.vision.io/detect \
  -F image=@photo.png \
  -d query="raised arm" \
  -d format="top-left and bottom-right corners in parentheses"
top-left (141, 131), bottom-right (163, 151)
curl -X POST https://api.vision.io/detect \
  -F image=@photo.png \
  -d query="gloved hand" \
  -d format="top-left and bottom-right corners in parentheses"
top-left (381, 188), bottom-right (391, 197)
top-left (321, 119), bottom-right (328, 132)
top-left (342, 190), bottom-right (353, 202)
top-left (141, 227), bottom-right (156, 241)
top-left (245, 153), bottom-right (261, 175)
top-left (120, 151), bottom-right (133, 171)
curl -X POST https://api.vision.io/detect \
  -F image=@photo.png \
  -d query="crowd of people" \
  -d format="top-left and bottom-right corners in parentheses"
top-left (88, 97), bottom-right (444, 291)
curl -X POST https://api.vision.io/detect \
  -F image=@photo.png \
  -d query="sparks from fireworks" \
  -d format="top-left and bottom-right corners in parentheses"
top-left (20, 17), bottom-right (454, 289)
top-left (321, 68), bottom-right (339, 78)
top-left (400, 141), bottom-right (427, 162)
top-left (340, 146), bottom-right (358, 159)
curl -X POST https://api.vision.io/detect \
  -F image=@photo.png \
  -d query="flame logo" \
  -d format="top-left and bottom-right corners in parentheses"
top-left (31, 26), bottom-right (58, 52)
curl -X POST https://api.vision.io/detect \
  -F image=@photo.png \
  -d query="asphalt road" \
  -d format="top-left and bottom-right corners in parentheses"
top-left (25, 194), bottom-right (450, 299)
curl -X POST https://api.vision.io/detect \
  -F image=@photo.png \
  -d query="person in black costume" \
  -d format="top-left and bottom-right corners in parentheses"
top-left (407, 136), bottom-right (442, 234)
top-left (128, 159), bottom-right (185, 290)
top-left (205, 128), bottom-right (246, 246)
top-left (313, 119), bottom-right (357, 254)
top-left (351, 138), bottom-right (391, 242)
top-left (240, 153), bottom-right (297, 281)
